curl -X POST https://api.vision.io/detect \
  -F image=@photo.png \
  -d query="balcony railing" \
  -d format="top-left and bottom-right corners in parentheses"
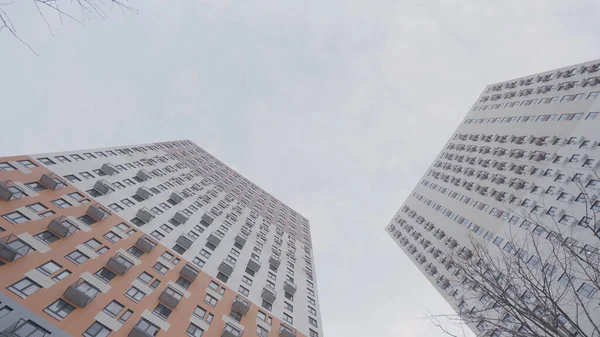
top-left (180, 263), bottom-right (199, 281)
top-left (106, 254), bottom-right (134, 275)
top-left (159, 286), bottom-right (183, 309)
top-left (170, 192), bottom-right (184, 204)
top-left (0, 180), bottom-right (24, 201)
top-left (48, 216), bottom-right (78, 238)
top-left (269, 255), bottom-right (280, 268)
top-left (173, 211), bottom-right (189, 225)
top-left (176, 233), bottom-right (194, 250)
top-left (135, 236), bottom-right (156, 253)
top-left (279, 325), bottom-right (296, 337)
top-left (136, 169), bottom-right (152, 181)
top-left (284, 280), bottom-right (297, 294)
top-left (207, 232), bottom-right (222, 247)
top-left (87, 204), bottom-right (110, 222)
top-left (136, 186), bottom-right (153, 200)
top-left (232, 296), bottom-right (250, 314)
top-left (39, 173), bottom-right (66, 190)
top-left (218, 261), bottom-right (234, 277)
top-left (136, 207), bottom-right (155, 224)
top-left (261, 287), bottom-right (277, 303)
top-left (201, 214), bottom-right (214, 225)
top-left (63, 279), bottom-right (100, 307)
top-left (129, 319), bottom-right (160, 337)
top-left (0, 234), bottom-right (32, 262)
top-left (234, 234), bottom-right (247, 247)
top-left (94, 179), bottom-right (114, 195)
top-left (247, 257), bottom-right (261, 272)
top-left (221, 324), bottom-right (243, 337)
top-left (100, 163), bottom-right (118, 176)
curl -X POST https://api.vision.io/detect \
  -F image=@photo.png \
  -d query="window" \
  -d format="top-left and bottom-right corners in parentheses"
top-left (70, 154), bottom-right (84, 161)
top-left (8, 278), bottom-right (41, 298)
top-left (285, 292), bottom-right (294, 300)
top-left (137, 272), bottom-right (153, 284)
top-left (55, 156), bottom-right (71, 163)
top-left (193, 306), bottom-right (207, 319)
top-left (308, 306), bottom-right (317, 315)
top-left (6, 320), bottom-right (50, 337)
top-left (66, 250), bottom-right (89, 264)
top-left (118, 309), bottom-right (133, 323)
top-left (83, 238), bottom-right (102, 250)
top-left (80, 171), bottom-right (94, 179)
top-left (208, 281), bottom-right (219, 291)
top-left (78, 215), bottom-right (97, 225)
top-left (44, 298), bottom-right (75, 321)
top-left (2, 211), bottom-right (30, 224)
top-left (176, 277), bottom-right (191, 289)
top-left (261, 299), bottom-right (272, 311)
top-left (238, 285), bottom-right (249, 296)
top-left (257, 326), bottom-right (268, 337)
top-left (83, 322), bottom-right (112, 337)
top-left (125, 286), bottom-right (145, 302)
top-left (52, 198), bottom-right (72, 209)
top-left (17, 160), bottom-right (37, 168)
top-left (52, 270), bottom-right (71, 282)
top-left (284, 302), bottom-right (293, 312)
top-left (103, 300), bottom-right (124, 317)
top-left (193, 257), bottom-right (205, 268)
top-left (199, 249), bottom-right (211, 258)
top-left (38, 157), bottom-right (56, 165)
top-left (150, 279), bottom-right (161, 289)
top-left (587, 111), bottom-right (599, 120)
top-left (0, 162), bottom-right (16, 171)
top-left (64, 174), bottom-right (81, 183)
top-left (0, 306), bottom-right (13, 319)
top-left (95, 268), bottom-right (117, 283)
top-left (577, 283), bottom-right (597, 299)
top-left (229, 310), bottom-right (242, 322)
top-left (309, 317), bottom-right (318, 327)
top-left (109, 203), bottom-right (124, 212)
top-left (93, 169), bottom-right (106, 177)
top-left (283, 312), bottom-right (293, 324)
top-left (558, 273), bottom-right (572, 286)
top-left (153, 262), bottom-right (168, 275)
top-left (309, 330), bottom-right (319, 337)
top-left (128, 246), bottom-right (144, 257)
top-left (87, 189), bottom-right (102, 197)
top-left (204, 293), bottom-right (218, 307)
top-left (37, 261), bottom-right (62, 275)
top-left (121, 198), bottom-right (135, 207)
top-left (242, 275), bottom-right (252, 286)
top-left (153, 303), bottom-right (172, 320)
top-left (187, 323), bottom-right (204, 337)
top-left (104, 231), bottom-right (122, 243)
top-left (245, 267), bottom-right (256, 277)
top-left (173, 244), bottom-right (186, 254)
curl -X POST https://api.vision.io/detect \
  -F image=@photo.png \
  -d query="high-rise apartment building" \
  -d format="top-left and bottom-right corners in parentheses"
top-left (386, 59), bottom-right (600, 335)
top-left (0, 140), bottom-right (322, 337)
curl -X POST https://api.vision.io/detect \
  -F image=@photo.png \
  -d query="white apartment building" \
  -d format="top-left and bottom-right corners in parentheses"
top-left (0, 139), bottom-right (322, 337)
top-left (386, 59), bottom-right (600, 336)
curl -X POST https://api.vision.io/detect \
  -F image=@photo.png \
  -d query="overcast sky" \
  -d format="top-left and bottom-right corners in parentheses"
top-left (2, 0), bottom-right (600, 336)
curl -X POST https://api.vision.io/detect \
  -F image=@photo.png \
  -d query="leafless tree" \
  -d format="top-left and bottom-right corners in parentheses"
top-left (426, 178), bottom-right (600, 337)
top-left (1, 0), bottom-right (136, 54)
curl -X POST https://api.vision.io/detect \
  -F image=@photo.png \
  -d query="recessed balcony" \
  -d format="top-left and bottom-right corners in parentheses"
top-left (39, 173), bottom-right (66, 190)
top-left (218, 261), bottom-right (234, 277)
top-left (94, 179), bottom-right (114, 195)
top-left (232, 296), bottom-right (250, 315)
top-left (106, 254), bottom-right (134, 275)
top-left (136, 207), bottom-right (155, 224)
top-left (87, 204), bottom-right (110, 222)
top-left (284, 280), bottom-right (297, 294)
top-left (173, 211), bottom-right (189, 224)
top-left (159, 286), bottom-right (183, 309)
top-left (0, 234), bottom-right (32, 262)
top-left (0, 181), bottom-right (24, 201)
top-left (48, 216), bottom-right (78, 237)
top-left (180, 263), bottom-right (199, 281)
top-left (63, 279), bottom-right (100, 307)
top-left (136, 169), bottom-right (152, 181)
top-left (135, 236), bottom-right (156, 253)
top-left (261, 287), bottom-right (277, 303)
top-left (176, 233), bottom-right (194, 250)
top-left (100, 163), bottom-right (118, 176)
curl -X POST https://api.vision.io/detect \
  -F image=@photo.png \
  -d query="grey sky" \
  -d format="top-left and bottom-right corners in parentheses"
top-left (2, 0), bottom-right (600, 336)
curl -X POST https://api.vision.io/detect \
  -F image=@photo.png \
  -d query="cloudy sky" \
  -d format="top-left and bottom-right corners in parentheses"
top-left (2, 0), bottom-right (600, 336)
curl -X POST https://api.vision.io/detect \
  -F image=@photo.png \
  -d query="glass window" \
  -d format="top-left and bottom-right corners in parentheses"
top-left (193, 306), bottom-right (206, 319)
top-left (37, 261), bottom-right (62, 275)
top-left (153, 262), bottom-right (168, 275)
top-left (17, 160), bottom-right (37, 168)
top-left (95, 268), bottom-right (117, 283)
top-left (125, 286), bottom-right (145, 302)
top-left (2, 211), bottom-right (30, 224)
top-left (83, 321), bottom-right (112, 337)
top-left (65, 250), bottom-right (89, 264)
top-left (103, 300), bottom-right (124, 317)
top-left (26, 203), bottom-right (48, 213)
top-left (118, 309), bottom-right (133, 323)
top-left (187, 323), bottom-right (204, 337)
top-left (8, 278), bottom-right (41, 298)
top-left (52, 198), bottom-right (72, 209)
top-left (204, 294), bottom-right (218, 307)
top-left (104, 231), bottom-right (122, 243)
top-left (52, 270), bottom-right (71, 282)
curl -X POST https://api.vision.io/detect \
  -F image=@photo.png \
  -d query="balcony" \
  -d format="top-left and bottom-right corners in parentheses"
top-left (201, 214), bottom-right (214, 225)
top-left (136, 169), bottom-right (152, 181)
top-left (1, 319), bottom-right (49, 337)
top-left (279, 326), bottom-right (296, 337)
top-left (180, 263), bottom-right (199, 281)
top-left (284, 280), bottom-right (297, 294)
top-left (0, 181), bottom-right (24, 201)
top-left (235, 234), bottom-right (247, 247)
top-left (129, 319), bottom-right (160, 337)
top-left (269, 255), bottom-right (280, 268)
top-left (94, 179), bottom-right (114, 195)
top-left (135, 236), bottom-right (156, 253)
top-left (232, 296), bottom-right (250, 314)
top-left (261, 287), bottom-right (277, 303)
top-left (207, 232), bottom-right (222, 247)
top-left (136, 186), bottom-right (153, 200)
top-left (247, 257), bottom-right (261, 272)
top-left (159, 286), bottom-right (183, 309)
top-left (63, 279), bottom-right (100, 307)
top-left (136, 207), bottom-right (155, 224)
top-left (87, 204), bottom-right (110, 222)
top-left (173, 211), bottom-right (189, 224)
top-left (0, 234), bottom-right (32, 261)
top-left (106, 254), bottom-right (134, 275)
top-left (100, 163), bottom-right (118, 176)
top-left (218, 261), bottom-right (234, 277)
top-left (176, 233), bottom-right (194, 250)
top-left (48, 216), bottom-right (78, 237)
top-left (221, 324), bottom-right (243, 337)
top-left (39, 173), bottom-right (66, 190)
top-left (170, 192), bottom-right (184, 204)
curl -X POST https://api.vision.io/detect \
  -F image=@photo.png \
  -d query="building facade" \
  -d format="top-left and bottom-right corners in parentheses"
top-left (385, 59), bottom-right (600, 335)
top-left (0, 140), bottom-right (322, 337)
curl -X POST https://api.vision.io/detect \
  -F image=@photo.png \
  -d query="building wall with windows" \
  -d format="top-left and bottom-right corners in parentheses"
top-left (0, 141), bottom-right (322, 337)
top-left (385, 59), bottom-right (600, 335)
